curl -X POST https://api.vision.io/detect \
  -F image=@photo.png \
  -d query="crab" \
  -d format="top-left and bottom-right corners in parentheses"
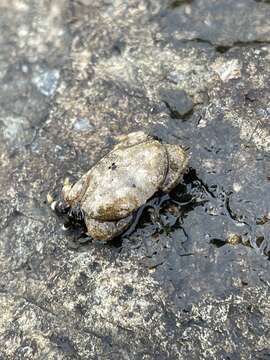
top-left (49, 131), bottom-right (188, 241)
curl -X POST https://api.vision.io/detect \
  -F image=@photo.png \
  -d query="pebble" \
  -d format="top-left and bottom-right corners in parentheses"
top-left (227, 233), bottom-right (242, 245)
top-left (73, 118), bottom-right (94, 132)
top-left (159, 88), bottom-right (194, 119)
top-left (32, 68), bottom-right (60, 97)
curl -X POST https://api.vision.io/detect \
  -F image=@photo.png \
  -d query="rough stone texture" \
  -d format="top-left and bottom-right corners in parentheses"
top-left (159, 88), bottom-right (194, 118)
top-left (0, 0), bottom-right (270, 359)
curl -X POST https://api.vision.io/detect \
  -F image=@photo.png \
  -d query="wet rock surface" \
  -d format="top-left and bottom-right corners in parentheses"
top-left (0, 0), bottom-right (270, 359)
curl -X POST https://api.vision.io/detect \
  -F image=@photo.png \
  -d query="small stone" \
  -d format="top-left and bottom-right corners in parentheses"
top-left (159, 88), bottom-right (194, 119)
top-left (21, 64), bottom-right (29, 73)
top-left (210, 238), bottom-right (226, 248)
top-left (166, 71), bottom-right (185, 84)
top-left (1, 115), bottom-right (31, 146)
top-left (73, 118), bottom-right (94, 132)
top-left (245, 89), bottom-right (258, 102)
top-left (32, 68), bottom-right (60, 97)
top-left (256, 215), bottom-right (269, 225)
top-left (227, 233), bottom-right (242, 245)
top-left (233, 183), bottom-right (242, 192)
top-left (211, 59), bottom-right (241, 82)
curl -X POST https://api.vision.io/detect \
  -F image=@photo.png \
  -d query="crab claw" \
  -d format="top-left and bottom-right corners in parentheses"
top-left (47, 192), bottom-right (55, 205)
top-left (50, 201), bottom-right (58, 211)
top-left (47, 192), bottom-right (58, 211)
top-left (64, 177), bottom-right (71, 186)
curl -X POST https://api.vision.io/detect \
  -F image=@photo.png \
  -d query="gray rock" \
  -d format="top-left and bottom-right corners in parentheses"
top-left (32, 68), bottom-right (60, 97)
top-left (73, 117), bottom-right (94, 132)
top-left (159, 88), bottom-right (194, 118)
top-left (160, 0), bottom-right (270, 47)
top-left (0, 0), bottom-right (270, 359)
top-left (0, 115), bottom-right (31, 145)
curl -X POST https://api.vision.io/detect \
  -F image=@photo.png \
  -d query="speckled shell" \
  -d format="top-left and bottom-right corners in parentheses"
top-left (84, 215), bottom-right (133, 241)
top-left (81, 140), bottom-right (168, 221)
